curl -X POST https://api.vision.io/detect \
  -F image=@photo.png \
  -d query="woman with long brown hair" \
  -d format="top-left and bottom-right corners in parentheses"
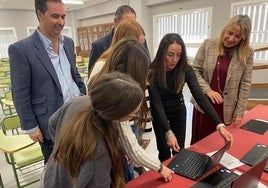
top-left (88, 37), bottom-right (174, 182)
top-left (147, 33), bottom-right (233, 162)
top-left (43, 72), bottom-right (144, 188)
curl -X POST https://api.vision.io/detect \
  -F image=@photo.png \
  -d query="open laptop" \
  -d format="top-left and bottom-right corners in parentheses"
top-left (191, 157), bottom-right (268, 188)
top-left (240, 143), bottom-right (268, 173)
top-left (167, 142), bottom-right (230, 180)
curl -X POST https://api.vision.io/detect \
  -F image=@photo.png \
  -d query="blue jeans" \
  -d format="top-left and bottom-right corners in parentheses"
top-left (131, 123), bottom-right (139, 138)
top-left (123, 157), bottom-right (134, 182)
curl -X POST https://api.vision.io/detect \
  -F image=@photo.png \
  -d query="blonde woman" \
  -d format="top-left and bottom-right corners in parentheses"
top-left (191, 15), bottom-right (253, 144)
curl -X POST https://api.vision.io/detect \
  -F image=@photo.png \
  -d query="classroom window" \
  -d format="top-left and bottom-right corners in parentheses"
top-left (232, 0), bottom-right (268, 64)
top-left (153, 7), bottom-right (212, 61)
top-left (26, 27), bottom-right (36, 36)
top-left (0, 27), bottom-right (17, 58)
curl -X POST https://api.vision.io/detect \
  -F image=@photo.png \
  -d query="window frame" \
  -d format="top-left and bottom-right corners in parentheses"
top-left (231, 0), bottom-right (268, 64)
top-left (153, 7), bottom-right (212, 61)
top-left (0, 27), bottom-right (17, 58)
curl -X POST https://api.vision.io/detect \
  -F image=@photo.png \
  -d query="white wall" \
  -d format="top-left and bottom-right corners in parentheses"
top-left (70, 0), bottom-right (267, 86)
top-left (0, 0), bottom-right (247, 52)
top-left (0, 9), bottom-right (73, 41)
top-left (0, 0), bottom-right (267, 84)
top-left (69, 0), bottom-right (247, 58)
top-left (0, 9), bottom-right (38, 40)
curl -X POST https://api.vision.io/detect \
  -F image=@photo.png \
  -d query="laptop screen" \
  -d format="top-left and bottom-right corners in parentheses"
top-left (231, 157), bottom-right (268, 188)
top-left (205, 142), bottom-right (231, 173)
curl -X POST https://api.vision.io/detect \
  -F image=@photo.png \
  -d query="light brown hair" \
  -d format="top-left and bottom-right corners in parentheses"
top-left (88, 36), bottom-right (150, 128)
top-left (216, 14), bottom-right (252, 65)
top-left (53, 72), bottom-right (144, 188)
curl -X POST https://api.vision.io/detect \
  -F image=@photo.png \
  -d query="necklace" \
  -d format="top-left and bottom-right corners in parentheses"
top-left (216, 61), bottom-right (224, 96)
top-left (215, 50), bottom-right (231, 97)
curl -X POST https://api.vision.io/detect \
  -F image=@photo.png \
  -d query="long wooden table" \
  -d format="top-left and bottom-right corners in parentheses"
top-left (126, 104), bottom-right (268, 187)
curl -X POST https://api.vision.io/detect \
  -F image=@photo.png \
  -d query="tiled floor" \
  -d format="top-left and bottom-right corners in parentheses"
top-left (0, 85), bottom-right (193, 188)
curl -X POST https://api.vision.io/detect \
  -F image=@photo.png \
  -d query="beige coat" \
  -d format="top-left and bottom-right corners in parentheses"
top-left (191, 39), bottom-right (254, 124)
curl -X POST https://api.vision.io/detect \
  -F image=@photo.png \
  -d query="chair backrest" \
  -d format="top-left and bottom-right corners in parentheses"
top-left (0, 57), bottom-right (9, 63)
top-left (4, 90), bottom-right (12, 100)
top-left (0, 91), bottom-right (16, 116)
top-left (0, 77), bottom-right (11, 85)
top-left (1, 115), bottom-right (21, 135)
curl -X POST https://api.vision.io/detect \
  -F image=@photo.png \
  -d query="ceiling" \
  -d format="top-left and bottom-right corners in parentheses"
top-left (0, 0), bottom-right (111, 11)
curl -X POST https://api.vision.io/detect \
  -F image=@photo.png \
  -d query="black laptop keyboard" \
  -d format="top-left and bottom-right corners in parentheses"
top-left (177, 152), bottom-right (208, 178)
top-left (215, 171), bottom-right (238, 188)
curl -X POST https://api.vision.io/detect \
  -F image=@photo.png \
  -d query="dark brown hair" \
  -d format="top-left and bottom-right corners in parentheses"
top-left (35, 0), bottom-right (64, 15)
top-left (115, 5), bottom-right (136, 21)
top-left (148, 33), bottom-right (187, 93)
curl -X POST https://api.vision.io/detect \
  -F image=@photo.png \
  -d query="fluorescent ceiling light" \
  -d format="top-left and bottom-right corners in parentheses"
top-left (63, 0), bottom-right (84, 4)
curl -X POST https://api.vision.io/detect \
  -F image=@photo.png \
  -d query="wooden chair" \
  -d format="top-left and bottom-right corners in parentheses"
top-left (0, 77), bottom-right (11, 97)
top-left (0, 66), bottom-right (10, 77)
top-left (0, 115), bottom-right (44, 188)
top-left (0, 77), bottom-right (11, 87)
top-left (0, 91), bottom-right (16, 116)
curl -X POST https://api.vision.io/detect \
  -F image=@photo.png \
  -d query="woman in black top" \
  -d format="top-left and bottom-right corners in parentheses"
top-left (147, 33), bottom-right (233, 162)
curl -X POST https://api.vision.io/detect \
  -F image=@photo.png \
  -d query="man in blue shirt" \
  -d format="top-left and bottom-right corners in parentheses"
top-left (8, 0), bottom-right (86, 164)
